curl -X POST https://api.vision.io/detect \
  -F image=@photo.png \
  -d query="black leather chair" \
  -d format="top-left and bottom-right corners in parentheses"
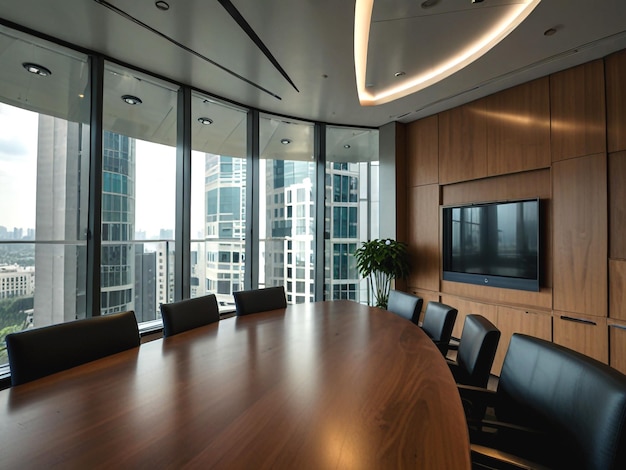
top-left (447, 314), bottom-right (500, 388)
top-left (6, 310), bottom-right (140, 386)
top-left (460, 334), bottom-right (626, 470)
top-left (387, 290), bottom-right (423, 324)
top-left (233, 286), bottom-right (287, 316)
top-left (160, 294), bottom-right (220, 337)
top-left (420, 301), bottom-right (458, 356)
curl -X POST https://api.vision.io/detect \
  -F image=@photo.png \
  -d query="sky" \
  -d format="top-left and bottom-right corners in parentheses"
top-left (0, 103), bottom-right (38, 231)
top-left (0, 101), bottom-right (206, 239)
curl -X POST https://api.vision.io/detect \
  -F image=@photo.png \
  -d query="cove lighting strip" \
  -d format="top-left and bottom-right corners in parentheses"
top-left (354, 0), bottom-right (541, 106)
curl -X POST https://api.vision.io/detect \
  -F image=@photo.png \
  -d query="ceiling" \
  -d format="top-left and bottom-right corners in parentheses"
top-left (0, 0), bottom-right (625, 129)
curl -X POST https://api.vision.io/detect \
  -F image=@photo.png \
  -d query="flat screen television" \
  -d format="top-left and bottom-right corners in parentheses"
top-left (442, 199), bottom-right (540, 292)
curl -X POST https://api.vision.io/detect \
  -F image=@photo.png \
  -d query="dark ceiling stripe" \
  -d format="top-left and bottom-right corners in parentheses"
top-left (93, 0), bottom-right (282, 100)
top-left (217, 0), bottom-right (299, 93)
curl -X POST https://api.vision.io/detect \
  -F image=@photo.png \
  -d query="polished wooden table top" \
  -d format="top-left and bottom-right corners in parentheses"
top-left (0, 300), bottom-right (470, 469)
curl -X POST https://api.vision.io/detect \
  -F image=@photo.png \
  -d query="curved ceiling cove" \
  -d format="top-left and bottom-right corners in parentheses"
top-left (355, 0), bottom-right (541, 106)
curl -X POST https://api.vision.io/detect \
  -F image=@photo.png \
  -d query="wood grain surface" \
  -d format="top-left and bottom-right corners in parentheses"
top-left (0, 301), bottom-right (470, 469)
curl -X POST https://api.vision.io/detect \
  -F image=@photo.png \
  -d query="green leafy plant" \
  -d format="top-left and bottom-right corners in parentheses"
top-left (354, 239), bottom-right (410, 309)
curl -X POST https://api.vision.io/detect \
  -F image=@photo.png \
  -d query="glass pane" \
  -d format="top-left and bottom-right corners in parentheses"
top-left (191, 93), bottom-right (247, 313)
top-left (324, 126), bottom-right (379, 303)
top-left (259, 115), bottom-right (315, 304)
top-left (102, 62), bottom-right (178, 323)
top-left (0, 26), bottom-right (89, 366)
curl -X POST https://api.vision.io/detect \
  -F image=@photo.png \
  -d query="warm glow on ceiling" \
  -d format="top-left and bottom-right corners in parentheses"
top-left (354, 0), bottom-right (542, 106)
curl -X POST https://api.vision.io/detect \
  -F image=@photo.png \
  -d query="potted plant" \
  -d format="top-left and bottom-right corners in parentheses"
top-left (354, 238), bottom-right (410, 309)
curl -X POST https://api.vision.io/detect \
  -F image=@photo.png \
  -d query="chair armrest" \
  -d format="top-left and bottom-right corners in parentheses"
top-left (471, 444), bottom-right (552, 470)
top-left (477, 419), bottom-right (544, 436)
top-left (457, 384), bottom-right (497, 406)
top-left (457, 384), bottom-right (497, 421)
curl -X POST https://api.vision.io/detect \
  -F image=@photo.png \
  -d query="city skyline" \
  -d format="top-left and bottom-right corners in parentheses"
top-left (0, 102), bottom-right (200, 239)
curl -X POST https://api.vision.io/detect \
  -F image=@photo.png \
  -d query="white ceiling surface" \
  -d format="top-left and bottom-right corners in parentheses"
top-left (0, 0), bottom-right (625, 128)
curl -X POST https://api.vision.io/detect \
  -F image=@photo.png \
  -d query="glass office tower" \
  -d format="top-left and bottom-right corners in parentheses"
top-left (203, 153), bottom-right (246, 309)
top-left (101, 131), bottom-right (136, 316)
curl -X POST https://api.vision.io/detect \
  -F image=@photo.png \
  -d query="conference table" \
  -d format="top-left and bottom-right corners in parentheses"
top-left (0, 300), bottom-right (470, 469)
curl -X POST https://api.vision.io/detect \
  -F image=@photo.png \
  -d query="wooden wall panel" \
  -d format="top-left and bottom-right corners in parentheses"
top-left (407, 185), bottom-right (440, 291)
top-left (407, 116), bottom-right (439, 187)
top-left (553, 313), bottom-right (608, 363)
top-left (609, 151), bottom-right (626, 259)
top-left (493, 306), bottom-right (552, 376)
top-left (609, 322), bottom-right (626, 374)
top-left (550, 60), bottom-right (606, 161)
top-left (553, 153), bottom-right (607, 316)
top-left (609, 260), bottom-right (626, 321)
top-left (438, 99), bottom-right (487, 184)
top-left (486, 78), bottom-right (551, 176)
top-left (442, 169), bottom-right (551, 206)
top-left (606, 49), bottom-right (626, 153)
top-left (395, 123), bottom-right (408, 293)
top-left (440, 168), bottom-right (553, 310)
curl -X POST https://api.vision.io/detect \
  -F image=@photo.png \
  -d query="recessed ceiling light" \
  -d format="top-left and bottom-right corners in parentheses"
top-left (121, 95), bottom-right (142, 105)
top-left (280, 139), bottom-right (291, 145)
top-left (198, 117), bottom-right (213, 125)
top-left (344, 144), bottom-right (351, 149)
top-left (22, 62), bottom-right (51, 76)
top-left (394, 71), bottom-right (406, 78)
top-left (544, 27), bottom-right (557, 36)
top-left (155, 1), bottom-right (170, 11)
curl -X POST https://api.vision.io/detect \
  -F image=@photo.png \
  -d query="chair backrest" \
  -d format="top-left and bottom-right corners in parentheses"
top-left (387, 290), bottom-right (423, 324)
top-left (6, 310), bottom-right (140, 386)
top-left (233, 286), bottom-right (287, 316)
top-left (497, 334), bottom-right (626, 470)
top-left (420, 301), bottom-right (458, 356)
top-left (454, 314), bottom-right (500, 388)
top-left (161, 294), bottom-right (220, 337)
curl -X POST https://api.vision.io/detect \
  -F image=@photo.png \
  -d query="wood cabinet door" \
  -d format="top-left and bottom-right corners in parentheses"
top-left (494, 306), bottom-right (552, 376)
top-left (609, 322), bottom-right (626, 374)
top-left (609, 151), bottom-right (626, 260)
top-left (550, 60), bottom-right (606, 161)
top-left (610, 259), bottom-right (626, 321)
top-left (553, 153), bottom-right (607, 317)
top-left (606, 49), bottom-right (626, 153)
top-left (439, 100), bottom-right (487, 184)
top-left (553, 313), bottom-right (608, 364)
top-left (440, 294), bottom-right (498, 350)
top-left (486, 78), bottom-right (551, 176)
top-left (407, 184), bottom-right (440, 292)
top-left (407, 116), bottom-right (438, 187)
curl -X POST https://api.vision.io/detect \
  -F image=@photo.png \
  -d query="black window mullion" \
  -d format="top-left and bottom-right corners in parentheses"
top-left (87, 54), bottom-right (104, 317)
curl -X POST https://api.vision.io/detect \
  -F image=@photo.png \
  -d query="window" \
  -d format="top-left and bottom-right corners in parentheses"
top-left (259, 115), bottom-right (315, 303)
top-left (0, 27), bottom-right (90, 366)
top-left (0, 22), bottom-right (382, 372)
top-left (190, 94), bottom-right (247, 313)
top-left (102, 62), bottom-right (178, 322)
top-left (324, 126), bottom-right (379, 302)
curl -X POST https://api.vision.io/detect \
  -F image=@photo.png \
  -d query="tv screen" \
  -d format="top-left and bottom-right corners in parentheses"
top-left (442, 199), bottom-right (540, 292)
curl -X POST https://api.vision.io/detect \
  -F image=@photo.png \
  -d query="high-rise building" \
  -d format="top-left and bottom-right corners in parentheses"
top-left (203, 153), bottom-right (245, 309)
top-left (34, 122), bottom-right (144, 324)
top-left (33, 115), bottom-right (89, 326)
top-left (101, 131), bottom-right (136, 316)
top-left (324, 162), bottom-right (363, 301)
top-left (262, 159), bottom-right (316, 303)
